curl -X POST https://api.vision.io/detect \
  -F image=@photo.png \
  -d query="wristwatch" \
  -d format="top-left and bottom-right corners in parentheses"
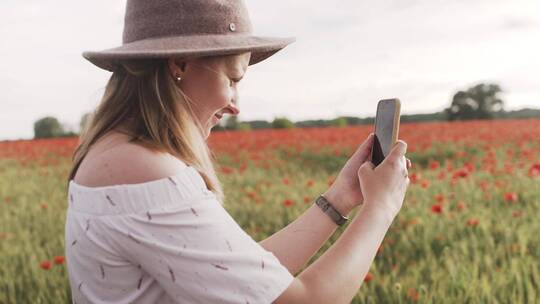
top-left (315, 194), bottom-right (349, 226)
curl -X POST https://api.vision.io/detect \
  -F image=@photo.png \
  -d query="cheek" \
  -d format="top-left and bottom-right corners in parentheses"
top-left (183, 78), bottom-right (229, 108)
top-left (208, 82), bottom-right (232, 108)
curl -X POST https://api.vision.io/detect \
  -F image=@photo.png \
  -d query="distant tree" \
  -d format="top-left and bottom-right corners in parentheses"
top-left (271, 117), bottom-right (295, 129)
top-left (58, 121), bottom-right (78, 138)
top-left (330, 117), bottom-right (348, 127)
top-left (246, 120), bottom-right (272, 129)
top-left (58, 130), bottom-right (78, 138)
top-left (237, 122), bottom-right (252, 131)
top-left (34, 116), bottom-right (65, 139)
top-left (223, 115), bottom-right (238, 130)
top-left (444, 83), bottom-right (504, 121)
top-left (79, 112), bottom-right (93, 134)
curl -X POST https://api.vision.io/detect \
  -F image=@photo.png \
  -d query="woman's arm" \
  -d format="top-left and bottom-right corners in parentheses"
top-left (273, 203), bottom-right (394, 304)
top-left (258, 190), bottom-right (354, 276)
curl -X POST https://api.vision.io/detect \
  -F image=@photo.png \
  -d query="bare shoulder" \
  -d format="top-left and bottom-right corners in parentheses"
top-left (73, 132), bottom-right (187, 187)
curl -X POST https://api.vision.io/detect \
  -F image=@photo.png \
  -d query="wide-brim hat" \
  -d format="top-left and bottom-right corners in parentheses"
top-left (83, 0), bottom-right (296, 72)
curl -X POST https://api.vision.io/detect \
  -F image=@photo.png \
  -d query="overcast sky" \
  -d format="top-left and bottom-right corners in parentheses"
top-left (1, 0), bottom-right (539, 140)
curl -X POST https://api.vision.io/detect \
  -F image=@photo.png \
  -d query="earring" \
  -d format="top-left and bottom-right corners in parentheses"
top-left (175, 75), bottom-right (181, 82)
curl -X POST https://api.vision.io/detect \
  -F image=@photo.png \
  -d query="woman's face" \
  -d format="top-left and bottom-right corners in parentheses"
top-left (169, 53), bottom-right (250, 139)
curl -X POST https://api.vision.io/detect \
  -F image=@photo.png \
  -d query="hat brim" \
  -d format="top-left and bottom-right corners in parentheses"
top-left (82, 34), bottom-right (296, 72)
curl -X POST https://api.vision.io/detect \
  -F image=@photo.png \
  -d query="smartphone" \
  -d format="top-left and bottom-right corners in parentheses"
top-left (370, 98), bottom-right (401, 167)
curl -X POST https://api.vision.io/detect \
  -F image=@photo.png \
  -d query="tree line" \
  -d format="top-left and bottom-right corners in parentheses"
top-left (33, 82), bottom-right (540, 138)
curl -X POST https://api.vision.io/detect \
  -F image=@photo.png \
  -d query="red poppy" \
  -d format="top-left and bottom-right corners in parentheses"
top-left (495, 180), bottom-right (507, 189)
top-left (246, 191), bottom-right (257, 199)
top-left (466, 218), bottom-right (479, 226)
top-left (282, 178), bottom-right (290, 185)
top-left (407, 287), bottom-right (420, 301)
top-left (54, 256), bottom-right (65, 265)
top-left (504, 163), bottom-right (514, 174)
top-left (463, 162), bottom-right (475, 172)
top-left (431, 204), bottom-right (443, 214)
top-left (504, 192), bottom-right (518, 203)
top-left (408, 218), bottom-right (421, 226)
top-left (529, 163), bottom-right (540, 177)
top-left (282, 199), bottom-right (294, 207)
top-left (421, 180), bottom-right (430, 189)
top-left (479, 180), bottom-right (489, 191)
top-left (255, 225), bottom-right (263, 233)
top-left (452, 168), bottom-right (469, 179)
top-left (456, 201), bottom-right (466, 211)
top-left (40, 260), bottom-right (52, 270)
top-left (220, 166), bottom-right (234, 174)
top-left (512, 210), bottom-right (523, 218)
top-left (240, 162), bottom-right (248, 171)
top-left (327, 176), bottom-right (336, 186)
top-left (363, 272), bottom-right (374, 282)
top-left (41, 203), bottom-right (48, 209)
top-left (430, 161), bottom-right (440, 170)
top-left (434, 194), bottom-right (445, 203)
top-left (409, 172), bottom-right (420, 184)
top-left (306, 180), bottom-right (315, 187)
top-left (303, 196), bottom-right (311, 204)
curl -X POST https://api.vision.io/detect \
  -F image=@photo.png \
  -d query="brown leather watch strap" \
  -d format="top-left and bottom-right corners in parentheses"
top-left (314, 194), bottom-right (349, 226)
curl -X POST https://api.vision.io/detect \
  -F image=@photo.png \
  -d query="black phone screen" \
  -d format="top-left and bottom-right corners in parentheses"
top-left (371, 99), bottom-right (400, 167)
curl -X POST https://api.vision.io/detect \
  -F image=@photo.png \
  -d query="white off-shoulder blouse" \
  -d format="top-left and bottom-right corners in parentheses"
top-left (65, 160), bottom-right (294, 304)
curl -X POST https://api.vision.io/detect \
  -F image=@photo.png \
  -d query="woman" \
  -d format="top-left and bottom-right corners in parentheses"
top-left (65, 0), bottom-right (412, 303)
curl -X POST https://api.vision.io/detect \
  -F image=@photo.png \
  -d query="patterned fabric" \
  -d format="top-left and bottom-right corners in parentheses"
top-left (65, 163), bottom-right (294, 304)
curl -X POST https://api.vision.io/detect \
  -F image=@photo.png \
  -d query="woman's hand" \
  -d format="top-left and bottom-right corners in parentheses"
top-left (323, 133), bottom-right (412, 213)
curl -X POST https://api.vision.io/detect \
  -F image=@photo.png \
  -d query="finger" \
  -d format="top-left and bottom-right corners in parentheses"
top-left (360, 133), bottom-right (375, 149)
top-left (351, 133), bottom-right (375, 160)
top-left (401, 161), bottom-right (409, 178)
top-left (386, 140), bottom-right (407, 163)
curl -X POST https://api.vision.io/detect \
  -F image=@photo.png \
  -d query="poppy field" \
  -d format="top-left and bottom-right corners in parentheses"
top-left (1, 118), bottom-right (539, 303)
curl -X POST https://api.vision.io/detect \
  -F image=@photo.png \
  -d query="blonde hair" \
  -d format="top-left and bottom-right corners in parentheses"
top-left (67, 57), bottom-right (225, 205)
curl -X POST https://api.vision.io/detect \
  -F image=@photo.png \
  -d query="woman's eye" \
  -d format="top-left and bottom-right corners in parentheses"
top-left (230, 79), bottom-right (240, 87)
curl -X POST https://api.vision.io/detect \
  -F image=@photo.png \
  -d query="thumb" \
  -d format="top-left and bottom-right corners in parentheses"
top-left (386, 140), bottom-right (407, 162)
top-left (358, 160), bottom-right (375, 176)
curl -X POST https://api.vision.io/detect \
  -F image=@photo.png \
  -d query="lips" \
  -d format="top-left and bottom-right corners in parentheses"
top-left (212, 114), bottom-right (221, 125)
